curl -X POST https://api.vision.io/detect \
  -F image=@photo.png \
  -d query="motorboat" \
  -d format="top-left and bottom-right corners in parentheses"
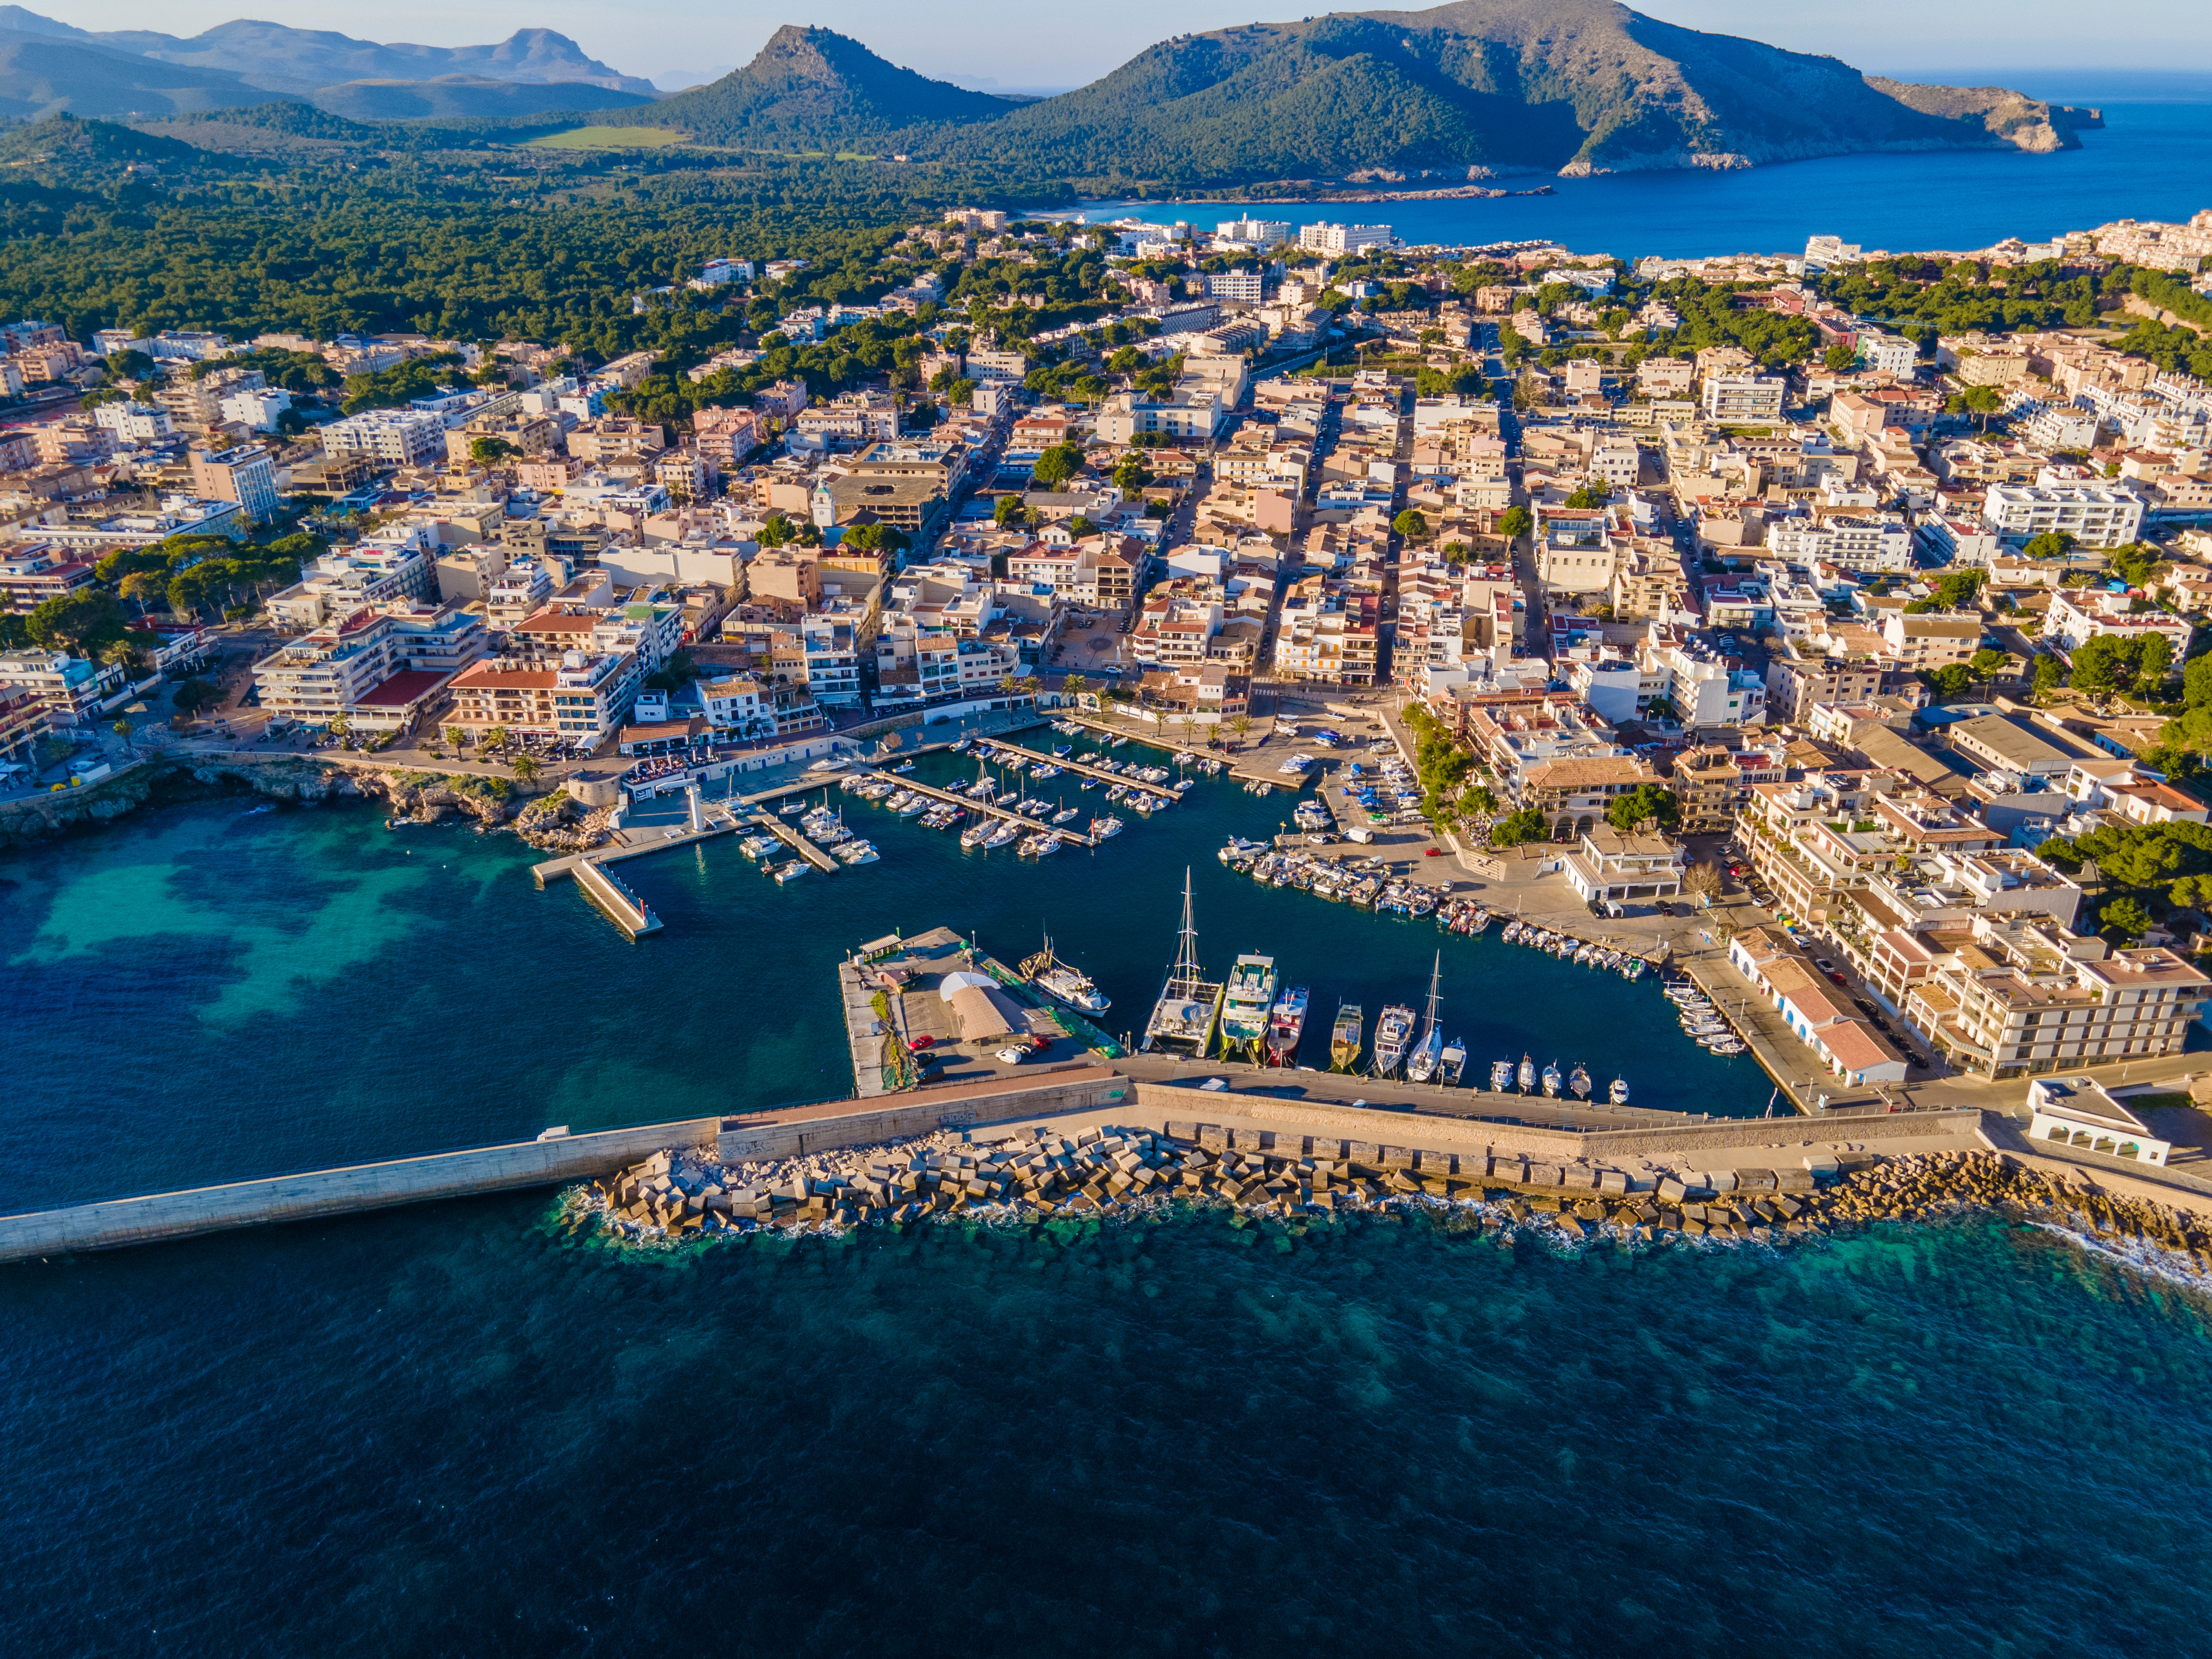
top-left (1371, 1004), bottom-right (1416, 1077)
top-left (1490, 1059), bottom-right (1513, 1092)
top-left (1568, 1063), bottom-right (1592, 1100)
top-left (1541, 1061), bottom-right (1564, 1098)
top-left (1218, 954), bottom-right (1279, 1061)
top-left (1266, 985), bottom-right (1309, 1066)
top-left (1517, 1054), bottom-right (1536, 1093)
top-left (1609, 1076), bottom-right (1630, 1105)
top-left (1439, 1036), bottom-right (1466, 1086)
top-left (1330, 1004), bottom-right (1363, 1072)
top-left (1021, 938), bottom-right (1109, 1014)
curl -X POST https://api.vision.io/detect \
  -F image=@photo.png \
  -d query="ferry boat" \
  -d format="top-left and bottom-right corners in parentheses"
top-left (1405, 954), bottom-right (1445, 1083)
top-left (1490, 1059), bottom-right (1513, 1092)
top-left (1142, 869), bottom-right (1226, 1056)
top-left (1020, 938), bottom-right (1109, 1015)
top-left (1439, 1036), bottom-right (1467, 1086)
top-left (1218, 953), bottom-right (1279, 1061)
top-left (1609, 1076), bottom-right (1630, 1105)
top-left (1541, 1060), bottom-right (1564, 1098)
top-left (1568, 1063), bottom-right (1592, 1100)
top-left (1330, 1003), bottom-right (1363, 1072)
top-left (1371, 1003), bottom-right (1416, 1077)
top-left (1266, 985), bottom-right (1309, 1066)
top-left (1517, 1054), bottom-right (1536, 1093)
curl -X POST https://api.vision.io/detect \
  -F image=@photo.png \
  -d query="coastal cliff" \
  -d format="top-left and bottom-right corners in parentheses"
top-left (0, 752), bottom-right (611, 854)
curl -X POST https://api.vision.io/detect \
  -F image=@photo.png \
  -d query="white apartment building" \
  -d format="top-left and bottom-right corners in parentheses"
top-left (1855, 332), bottom-right (1919, 375)
top-left (448, 648), bottom-right (639, 743)
top-left (1216, 218), bottom-right (1292, 246)
top-left (1982, 481), bottom-right (2145, 547)
top-left (320, 407), bottom-right (447, 466)
top-left (1298, 222), bottom-right (1393, 255)
top-left (219, 387), bottom-right (293, 432)
top-left (1703, 372), bottom-right (1787, 422)
top-left (1203, 270), bottom-right (1266, 302)
top-left (92, 401), bottom-right (172, 442)
top-left (2044, 591), bottom-right (2194, 656)
top-left (1765, 514), bottom-right (1913, 571)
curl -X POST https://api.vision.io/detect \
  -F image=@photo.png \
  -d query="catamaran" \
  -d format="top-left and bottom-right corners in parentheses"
top-left (1142, 869), bottom-right (1225, 1055)
top-left (1372, 1003), bottom-right (1416, 1077)
top-left (1330, 1003), bottom-right (1363, 1071)
top-left (1218, 954), bottom-right (1279, 1061)
top-left (1405, 953), bottom-right (1445, 1083)
top-left (1267, 985), bottom-right (1309, 1066)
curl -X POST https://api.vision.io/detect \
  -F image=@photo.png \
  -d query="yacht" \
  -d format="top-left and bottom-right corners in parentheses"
top-left (1405, 953), bottom-right (1445, 1084)
top-left (1141, 869), bottom-right (1226, 1056)
top-left (1330, 1004), bottom-right (1363, 1072)
top-left (1517, 1053), bottom-right (1536, 1093)
top-left (1090, 815), bottom-right (1125, 839)
top-left (1439, 1036), bottom-right (1467, 1086)
top-left (1609, 1076), bottom-right (1630, 1106)
top-left (1568, 1063), bottom-right (1592, 1100)
top-left (833, 838), bottom-right (881, 866)
top-left (1266, 985), bottom-right (1309, 1066)
top-left (1371, 1003), bottom-right (1416, 1077)
top-left (1218, 954), bottom-right (1279, 1061)
top-left (1541, 1060), bottom-right (1564, 1098)
top-left (960, 820), bottom-right (991, 849)
top-left (982, 820), bottom-right (1020, 848)
top-left (1489, 1059), bottom-right (1514, 1092)
top-left (1021, 938), bottom-right (1109, 1015)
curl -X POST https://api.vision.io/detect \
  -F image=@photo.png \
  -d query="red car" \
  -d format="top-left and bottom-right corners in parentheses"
top-left (1424, 847), bottom-right (1444, 857)
top-left (909, 1035), bottom-right (935, 1050)
top-left (1826, 972), bottom-right (1849, 988)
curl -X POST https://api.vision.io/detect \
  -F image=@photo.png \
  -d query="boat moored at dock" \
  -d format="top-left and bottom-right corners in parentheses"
top-left (1266, 985), bottom-right (1309, 1066)
top-left (1217, 953), bottom-right (1279, 1061)
top-left (1329, 1003), bottom-right (1363, 1072)
top-left (1142, 869), bottom-right (1226, 1056)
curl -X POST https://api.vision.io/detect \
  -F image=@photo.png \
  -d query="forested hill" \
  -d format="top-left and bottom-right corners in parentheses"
top-left (602, 0), bottom-right (2092, 187)
top-left (627, 25), bottom-right (1019, 146)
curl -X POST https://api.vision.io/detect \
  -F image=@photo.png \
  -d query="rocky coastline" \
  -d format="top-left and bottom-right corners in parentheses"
top-left (0, 751), bottom-right (615, 855)
top-left (564, 1131), bottom-right (2212, 1287)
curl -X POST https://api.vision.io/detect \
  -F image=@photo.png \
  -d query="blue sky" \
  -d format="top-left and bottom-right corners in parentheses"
top-left (27, 1), bottom-right (2212, 91)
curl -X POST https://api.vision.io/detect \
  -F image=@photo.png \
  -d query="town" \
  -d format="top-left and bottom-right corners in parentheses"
top-left (5, 203), bottom-right (2212, 1124)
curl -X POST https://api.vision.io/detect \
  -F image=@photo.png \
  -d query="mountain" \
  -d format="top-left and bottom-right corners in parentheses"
top-left (612, 24), bottom-right (1017, 145)
top-left (0, 27), bottom-right (277, 119)
top-left (307, 75), bottom-right (651, 123)
top-left (617, 3), bottom-right (2094, 184)
top-left (0, 11), bottom-right (656, 96)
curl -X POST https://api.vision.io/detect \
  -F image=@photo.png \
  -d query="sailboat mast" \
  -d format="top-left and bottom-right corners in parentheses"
top-left (1422, 951), bottom-right (1442, 1035)
top-left (1171, 867), bottom-right (1199, 988)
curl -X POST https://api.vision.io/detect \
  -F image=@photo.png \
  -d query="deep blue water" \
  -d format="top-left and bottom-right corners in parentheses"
top-left (1074, 89), bottom-right (2212, 257)
top-left (7, 751), bottom-right (2212, 1652)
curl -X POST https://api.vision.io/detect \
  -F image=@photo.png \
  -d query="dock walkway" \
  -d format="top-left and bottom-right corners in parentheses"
top-left (752, 811), bottom-right (842, 872)
top-left (870, 770), bottom-right (1099, 848)
top-left (984, 739), bottom-right (1183, 807)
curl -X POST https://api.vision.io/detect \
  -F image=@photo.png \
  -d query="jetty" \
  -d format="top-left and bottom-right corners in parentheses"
top-left (752, 811), bottom-right (842, 873)
top-left (983, 739), bottom-right (1186, 805)
top-left (866, 770), bottom-right (1100, 847)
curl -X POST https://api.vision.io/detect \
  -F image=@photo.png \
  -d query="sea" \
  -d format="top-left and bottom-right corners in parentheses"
top-left (7, 734), bottom-right (2212, 1653)
top-left (1070, 72), bottom-right (2212, 259)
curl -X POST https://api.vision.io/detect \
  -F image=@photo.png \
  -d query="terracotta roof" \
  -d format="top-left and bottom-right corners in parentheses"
top-left (351, 668), bottom-right (448, 708)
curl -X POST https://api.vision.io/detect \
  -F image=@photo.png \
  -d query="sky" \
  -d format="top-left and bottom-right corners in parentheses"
top-left (19, 0), bottom-right (2212, 92)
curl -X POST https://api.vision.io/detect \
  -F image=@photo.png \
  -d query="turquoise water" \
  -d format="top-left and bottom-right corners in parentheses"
top-left (0, 741), bottom-right (1766, 1211)
top-left (8, 760), bottom-right (2212, 1651)
top-left (1076, 93), bottom-right (2212, 257)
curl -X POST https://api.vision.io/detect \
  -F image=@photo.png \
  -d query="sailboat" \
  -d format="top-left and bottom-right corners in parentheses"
top-left (1142, 869), bottom-right (1226, 1055)
top-left (1405, 953), bottom-right (1445, 1083)
top-left (1330, 1003), bottom-right (1364, 1072)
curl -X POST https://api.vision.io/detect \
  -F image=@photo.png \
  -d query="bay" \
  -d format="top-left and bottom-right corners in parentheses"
top-left (1071, 85), bottom-right (2212, 258)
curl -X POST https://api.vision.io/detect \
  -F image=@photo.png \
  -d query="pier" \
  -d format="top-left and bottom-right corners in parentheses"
top-left (751, 811), bottom-right (843, 872)
top-left (983, 739), bottom-right (1182, 807)
top-left (864, 770), bottom-right (1100, 848)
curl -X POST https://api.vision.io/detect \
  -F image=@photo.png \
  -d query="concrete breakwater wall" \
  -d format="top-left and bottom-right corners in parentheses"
top-left (0, 1117), bottom-right (723, 1264)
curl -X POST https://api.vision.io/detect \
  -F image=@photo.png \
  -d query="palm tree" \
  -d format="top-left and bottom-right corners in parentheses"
top-left (998, 675), bottom-right (1019, 700)
top-left (511, 753), bottom-right (542, 783)
top-left (483, 725), bottom-right (509, 755)
top-left (113, 718), bottom-right (134, 756)
top-left (1063, 672), bottom-right (1090, 699)
top-left (444, 724), bottom-right (465, 749)
top-left (1229, 712), bottom-right (1253, 742)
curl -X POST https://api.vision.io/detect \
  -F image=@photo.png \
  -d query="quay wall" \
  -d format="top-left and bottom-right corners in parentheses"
top-left (0, 1117), bottom-right (722, 1264)
top-left (720, 1066), bottom-right (1133, 1162)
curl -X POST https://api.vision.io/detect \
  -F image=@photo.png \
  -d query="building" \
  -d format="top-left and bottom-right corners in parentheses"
top-left (1203, 270), bottom-right (1266, 303)
top-left (447, 649), bottom-right (639, 745)
top-left (1298, 222), bottom-right (1394, 255)
top-left (2024, 1077), bottom-right (2171, 1166)
top-left (189, 444), bottom-right (280, 524)
top-left (0, 679), bottom-right (51, 765)
top-left (0, 649), bottom-right (122, 726)
top-left (1982, 482), bottom-right (2146, 548)
top-left (1880, 610), bottom-right (1981, 671)
top-left (1561, 827), bottom-right (1686, 907)
top-left (1702, 373), bottom-right (1786, 423)
top-left (320, 407), bottom-right (447, 467)
top-left (1728, 927), bottom-right (1909, 1085)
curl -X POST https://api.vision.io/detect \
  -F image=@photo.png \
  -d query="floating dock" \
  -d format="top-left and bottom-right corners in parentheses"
top-left (867, 770), bottom-right (1099, 848)
top-left (752, 811), bottom-right (842, 872)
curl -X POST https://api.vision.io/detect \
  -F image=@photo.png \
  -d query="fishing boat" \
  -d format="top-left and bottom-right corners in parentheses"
top-left (1217, 954), bottom-right (1279, 1061)
top-left (1330, 1003), bottom-right (1364, 1071)
top-left (1439, 1036), bottom-right (1467, 1086)
top-left (1405, 954), bottom-right (1445, 1083)
top-left (1266, 985), bottom-right (1309, 1066)
top-left (1541, 1060), bottom-right (1563, 1097)
top-left (1489, 1059), bottom-right (1512, 1092)
top-left (1020, 938), bottom-right (1109, 1014)
top-left (1141, 869), bottom-right (1226, 1056)
top-left (1517, 1053), bottom-right (1536, 1093)
top-left (1568, 1063), bottom-right (1592, 1100)
top-left (1371, 1003), bottom-right (1416, 1078)
top-left (1609, 1076), bottom-right (1630, 1105)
